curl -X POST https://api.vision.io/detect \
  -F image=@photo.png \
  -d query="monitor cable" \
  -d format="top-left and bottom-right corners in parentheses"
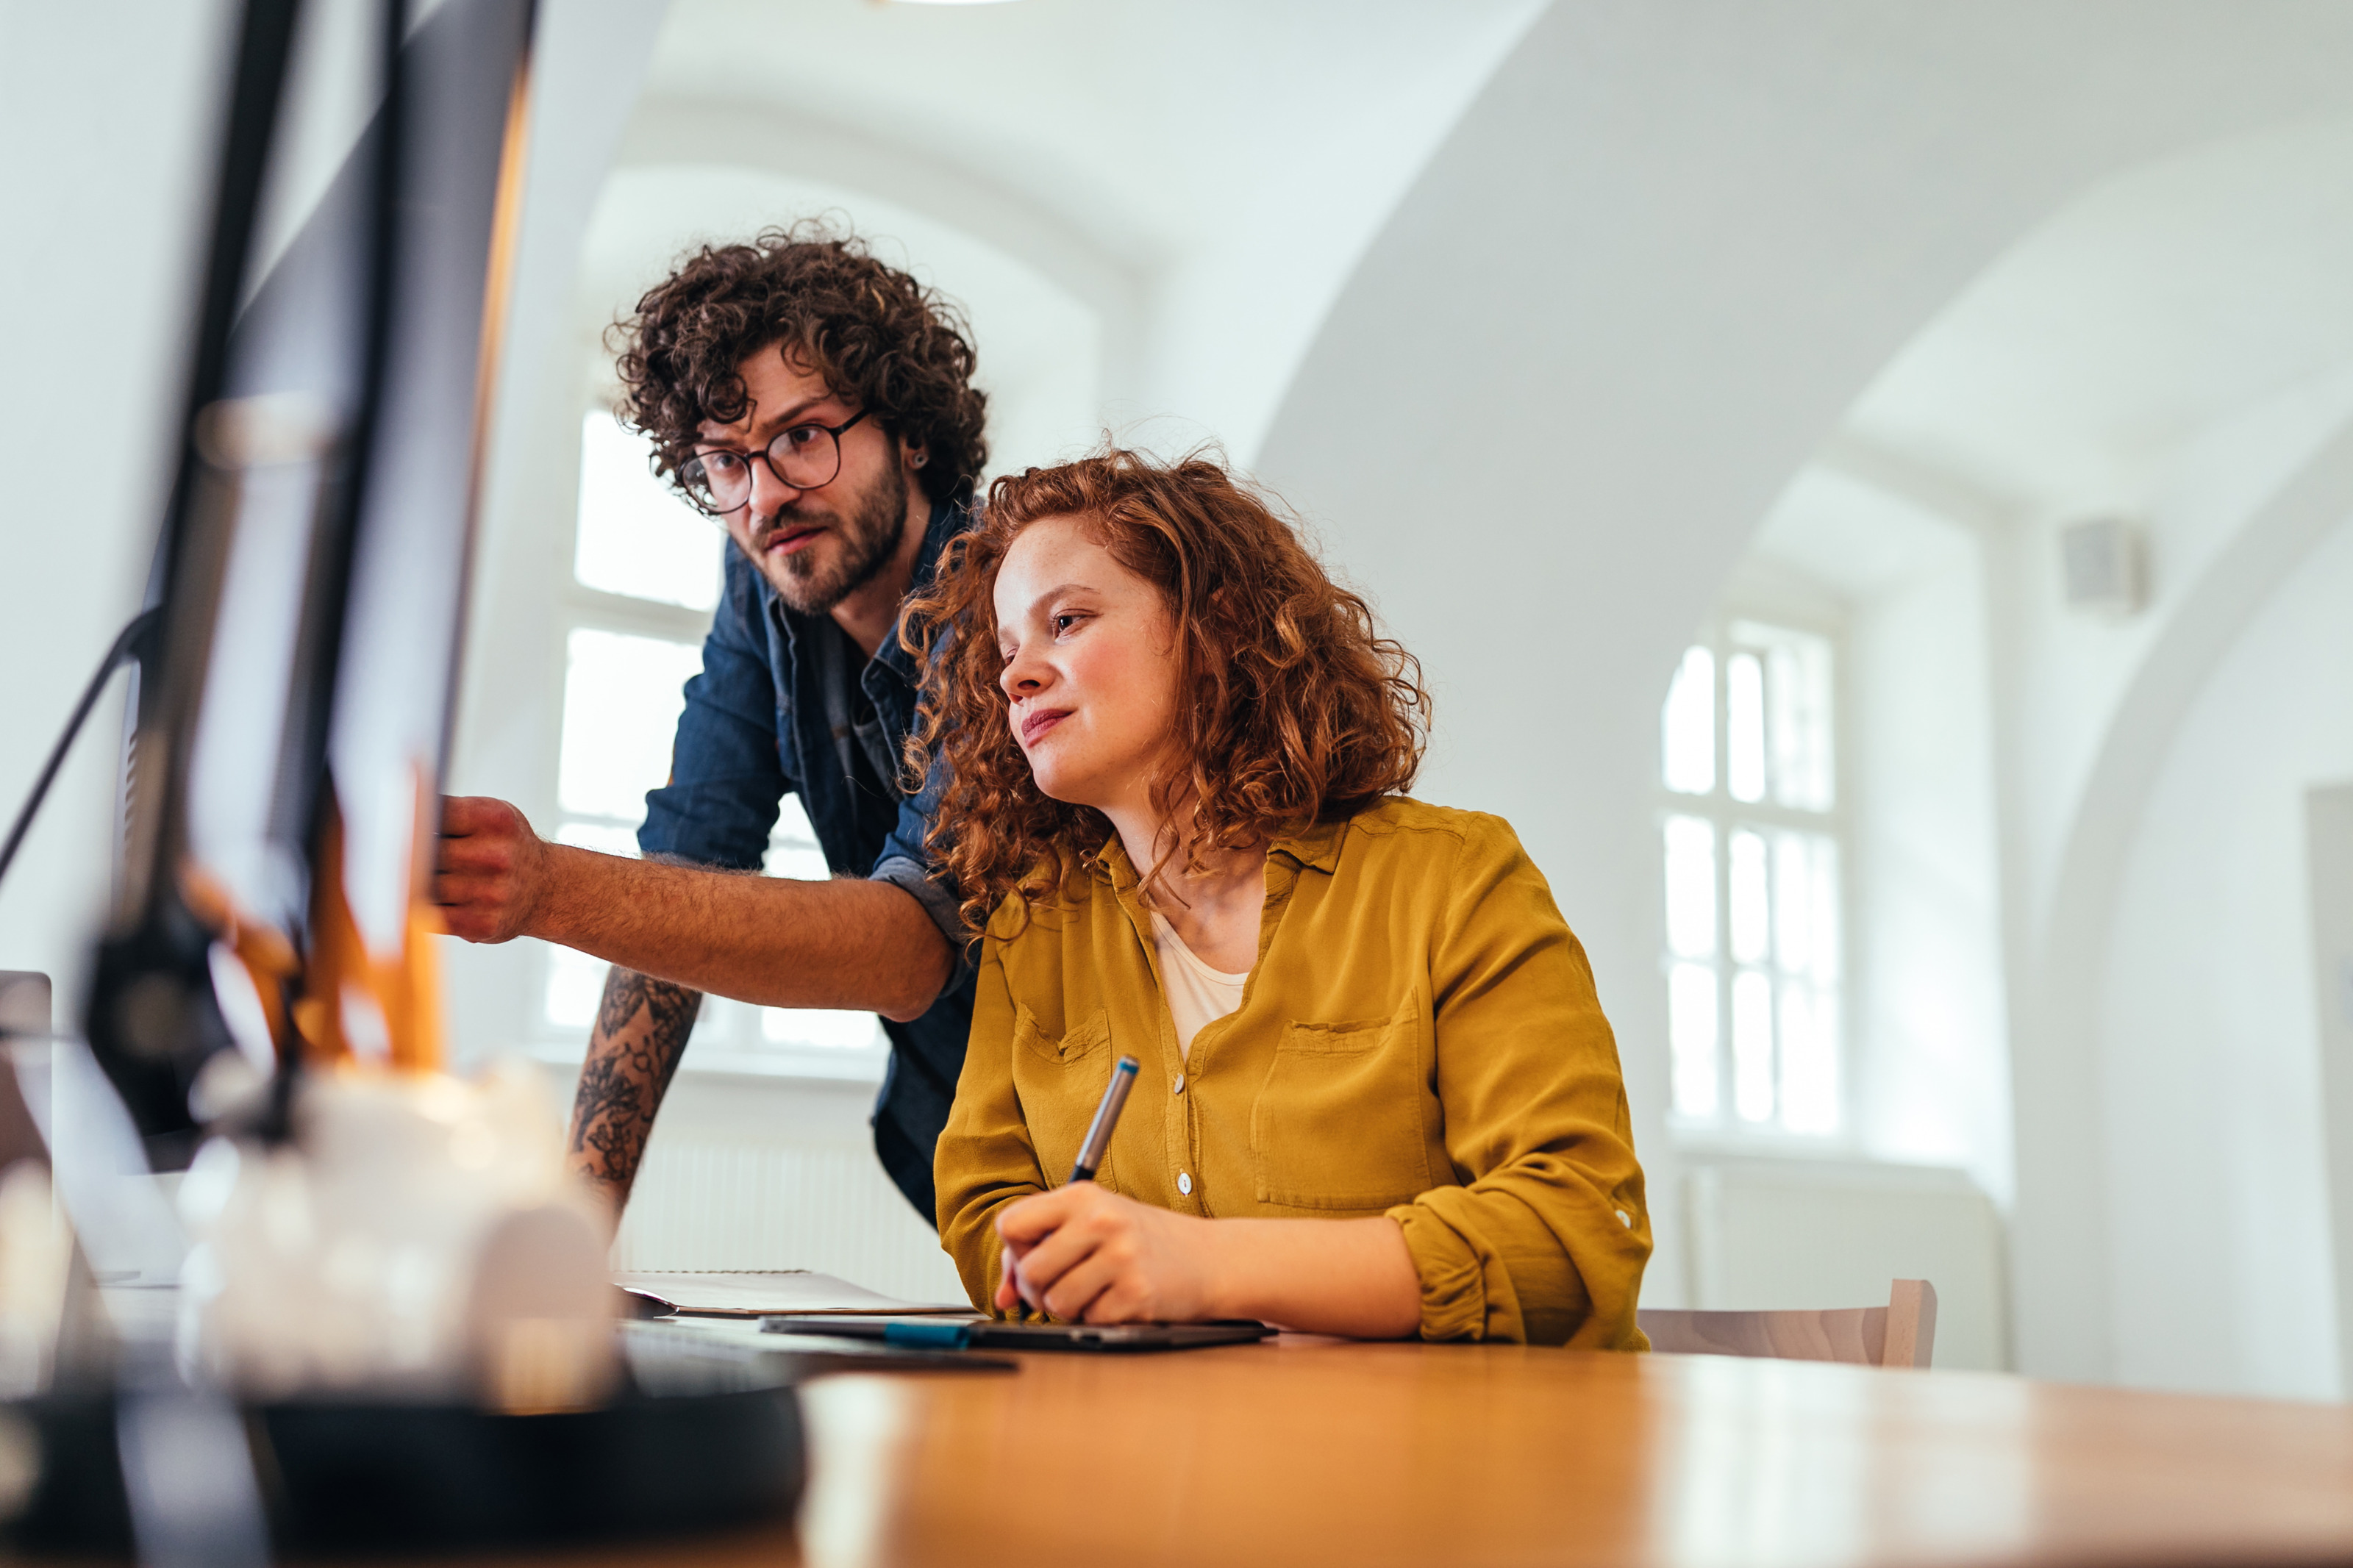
top-left (0, 607), bottom-right (162, 893)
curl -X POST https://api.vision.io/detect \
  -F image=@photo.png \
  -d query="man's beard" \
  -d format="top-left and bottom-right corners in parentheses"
top-left (746, 460), bottom-right (907, 617)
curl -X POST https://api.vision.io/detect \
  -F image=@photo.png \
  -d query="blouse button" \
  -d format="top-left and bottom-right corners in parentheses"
top-left (1174, 1074), bottom-right (1185, 1095)
top-left (1178, 1172), bottom-right (1193, 1196)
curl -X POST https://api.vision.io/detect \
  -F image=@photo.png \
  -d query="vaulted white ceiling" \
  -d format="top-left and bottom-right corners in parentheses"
top-left (578, 0), bottom-right (1546, 463)
top-left (1845, 115), bottom-right (2353, 520)
top-left (1758, 113), bottom-right (2353, 600)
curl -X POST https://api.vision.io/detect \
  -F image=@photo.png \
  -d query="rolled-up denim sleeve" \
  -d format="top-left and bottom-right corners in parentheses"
top-left (638, 559), bottom-right (790, 872)
top-left (869, 745), bottom-right (965, 952)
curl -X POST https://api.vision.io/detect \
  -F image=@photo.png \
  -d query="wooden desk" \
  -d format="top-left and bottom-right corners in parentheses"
top-left (581, 1336), bottom-right (2353, 1568)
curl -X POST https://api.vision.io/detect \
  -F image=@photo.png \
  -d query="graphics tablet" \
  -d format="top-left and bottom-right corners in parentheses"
top-left (762, 1317), bottom-right (1274, 1353)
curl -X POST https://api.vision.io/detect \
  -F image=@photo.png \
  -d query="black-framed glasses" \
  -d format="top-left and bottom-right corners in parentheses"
top-left (676, 408), bottom-right (873, 517)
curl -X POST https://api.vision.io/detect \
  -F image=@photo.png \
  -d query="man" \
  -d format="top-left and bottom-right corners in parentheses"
top-left (435, 224), bottom-right (981, 1222)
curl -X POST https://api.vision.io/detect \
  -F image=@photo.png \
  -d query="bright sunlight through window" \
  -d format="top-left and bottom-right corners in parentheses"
top-left (1660, 620), bottom-right (1843, 1136)
top-left (540, 412), bottom-right (884, 1067)
top-left (573, 412), bottom-right (723, 612)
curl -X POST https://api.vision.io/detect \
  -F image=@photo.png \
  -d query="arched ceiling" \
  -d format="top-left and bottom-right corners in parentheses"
top-left (1757, 115), bottom-right (2353, 598)
top-left (1257, 0), bottom-right (2353, 893)
top-left (618, 0), bottom-right (1547, 459)
top-left (1840, 115), bottom-right (2353, 520)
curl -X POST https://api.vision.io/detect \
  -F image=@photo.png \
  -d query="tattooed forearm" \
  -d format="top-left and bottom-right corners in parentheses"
top-left (568, 966), bottom-right (703, 1208)
top-left (593, 964), bottom-right (699, 1043)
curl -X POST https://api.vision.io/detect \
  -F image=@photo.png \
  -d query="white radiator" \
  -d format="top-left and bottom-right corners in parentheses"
top-left (607, 1073), bottom-right (968, 1306)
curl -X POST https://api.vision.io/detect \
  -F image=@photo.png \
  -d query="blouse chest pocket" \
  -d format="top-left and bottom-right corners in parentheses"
top-left (1250, 1010), bottom-right (1429, 1211)
top-left (1009, 1006), bottom-right (1119, 1192)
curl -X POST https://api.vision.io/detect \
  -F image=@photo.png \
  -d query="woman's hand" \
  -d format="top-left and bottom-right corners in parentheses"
top-left (993, 1184), bottom-right (1220, 1324)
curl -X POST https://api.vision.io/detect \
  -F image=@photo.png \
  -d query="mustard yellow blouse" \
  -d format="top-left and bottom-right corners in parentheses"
top-left (934, 797), bottom-right (1651, 1347)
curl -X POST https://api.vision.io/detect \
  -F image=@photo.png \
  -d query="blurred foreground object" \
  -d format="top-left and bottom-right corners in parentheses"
top-left (86, 0), bottom-right (535, 1159)
top-left (0, 978), bottom-right (69, 1403)
top-left (0, 0), bottom-right (807, 1555)
top-left (176, 1062), bottom-right (615, 1409)
top-left (0, 1041), bottom-right (801, 1556)
top-left (0, 1164), bottom-right (71, 1400)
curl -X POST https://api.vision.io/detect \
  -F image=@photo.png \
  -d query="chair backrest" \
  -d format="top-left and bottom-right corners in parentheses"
top-left (1637, 1278), bottom-right (1938, 1368)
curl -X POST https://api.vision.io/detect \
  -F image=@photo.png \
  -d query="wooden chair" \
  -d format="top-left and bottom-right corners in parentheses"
top-left (1638, 1279), bottom-right (1938, 1369)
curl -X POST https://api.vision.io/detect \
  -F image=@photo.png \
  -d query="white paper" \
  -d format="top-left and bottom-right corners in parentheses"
top-left (613, 1270), bottom-right (974, 1317)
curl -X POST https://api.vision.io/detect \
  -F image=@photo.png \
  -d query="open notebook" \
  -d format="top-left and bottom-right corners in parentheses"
top-left (615, 1270), bottom-right (977, 1319)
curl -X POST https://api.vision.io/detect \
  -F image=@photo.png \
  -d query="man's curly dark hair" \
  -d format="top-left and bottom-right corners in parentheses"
top-left (610, 220), bottom-right (988, 506)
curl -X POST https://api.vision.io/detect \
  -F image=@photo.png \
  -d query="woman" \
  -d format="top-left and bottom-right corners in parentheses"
top-left (904, 451), bottom-right (1649, 1346)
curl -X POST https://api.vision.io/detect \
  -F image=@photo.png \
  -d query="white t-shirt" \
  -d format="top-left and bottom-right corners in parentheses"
top-left (1149, 911), bottom-right (1249, 1062)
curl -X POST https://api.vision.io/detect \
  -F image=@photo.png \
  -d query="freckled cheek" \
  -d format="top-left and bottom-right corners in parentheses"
top-left (1073, 645), bottom-right (1163, 728)
top-left (1057, 642), bottom-right (1114, 707)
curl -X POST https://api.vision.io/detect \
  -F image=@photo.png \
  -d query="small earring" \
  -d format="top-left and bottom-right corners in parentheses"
top-left (910, 451), bottom-right (929, 468)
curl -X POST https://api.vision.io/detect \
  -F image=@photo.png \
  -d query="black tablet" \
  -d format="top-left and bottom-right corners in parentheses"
top-left (761, 1317), bottom-right (1274, 1353)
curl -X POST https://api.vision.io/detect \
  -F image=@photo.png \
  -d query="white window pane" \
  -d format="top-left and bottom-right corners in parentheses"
top-left (762, 795), bottom-right (828, 878)
top-left (543, 944), bottom-right (607, 1030)
top-left (1661, 645), bottom-right (1715, 795)
top-left (688, 994), bottom-right (739, 1044)
top-left (1776, 981), bottom-right (1812, 1118)
top-left (1663, 815), bottom-right (1717, 960)
top-left (763, 839), bottom-right (830, 881)
top-left (1767, 642), bottom-right (1804, 808)
top-left (1732, 969), bottom-right (1774, 1123)
top-left (1726, 652), bottom-right (1765, 803)
top-left (557, 629), bottom-right (704, 821)
top-left (1668, 962), bottom-right (1719, 1117)
top-left (574, 412), bottom-right (724, 611)
top-left (775, 795), bottom-right (820, 845)
top-left (760, 1008), bottom-right (883, 1050)
top-left (556, 819), bottom-right (640, 857)
top-left (1773, 831), bottom-right (1812, 976)
top-left (1810, 837), bottom-right (1842, 984)
top-left (1780, 984), bottom-right (1840, 1134)
top-left (1729, 830), bottom-right (1768, 965)
top-left (1732, 623), bottom-right (1833, 813)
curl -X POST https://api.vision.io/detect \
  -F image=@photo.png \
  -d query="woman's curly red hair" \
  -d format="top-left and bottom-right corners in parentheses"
top-left (902, 450), bottom-right (1430, 934)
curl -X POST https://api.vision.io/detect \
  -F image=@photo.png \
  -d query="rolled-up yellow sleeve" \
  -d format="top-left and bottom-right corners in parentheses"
top-left (934, 915), bottom-right (1049, 1313)
top-left (1385, 820), bottom-right (1651, 1348)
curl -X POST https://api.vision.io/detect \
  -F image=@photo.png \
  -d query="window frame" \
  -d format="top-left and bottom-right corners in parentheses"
top-left (1657, 598), bottom-right (1857, 1151)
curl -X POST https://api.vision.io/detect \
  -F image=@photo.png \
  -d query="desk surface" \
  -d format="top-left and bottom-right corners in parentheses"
top-left (572, 1335), bottom-right (2353, 1568)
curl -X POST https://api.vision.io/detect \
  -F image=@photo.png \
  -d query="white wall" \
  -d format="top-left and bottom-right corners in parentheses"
top-left (1750, 468), bottom-right (2012, 1203)
top-left (0, 0), bottom-right (234, 1016)
top-left (1798, 112), bottom-right (2353, 1385)
top-left (1846, 532), bottom-right (2009, 1201)
top-left (2098, 509), bottom-right (2353, 1401)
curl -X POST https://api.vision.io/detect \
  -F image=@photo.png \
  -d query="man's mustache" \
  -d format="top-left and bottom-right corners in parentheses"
top-left (749, 502), bottom-right (831, 548)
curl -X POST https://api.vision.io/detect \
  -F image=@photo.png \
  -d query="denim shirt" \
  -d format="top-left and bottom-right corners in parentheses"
top-left (638, 499), bottom-right (974, 1221)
